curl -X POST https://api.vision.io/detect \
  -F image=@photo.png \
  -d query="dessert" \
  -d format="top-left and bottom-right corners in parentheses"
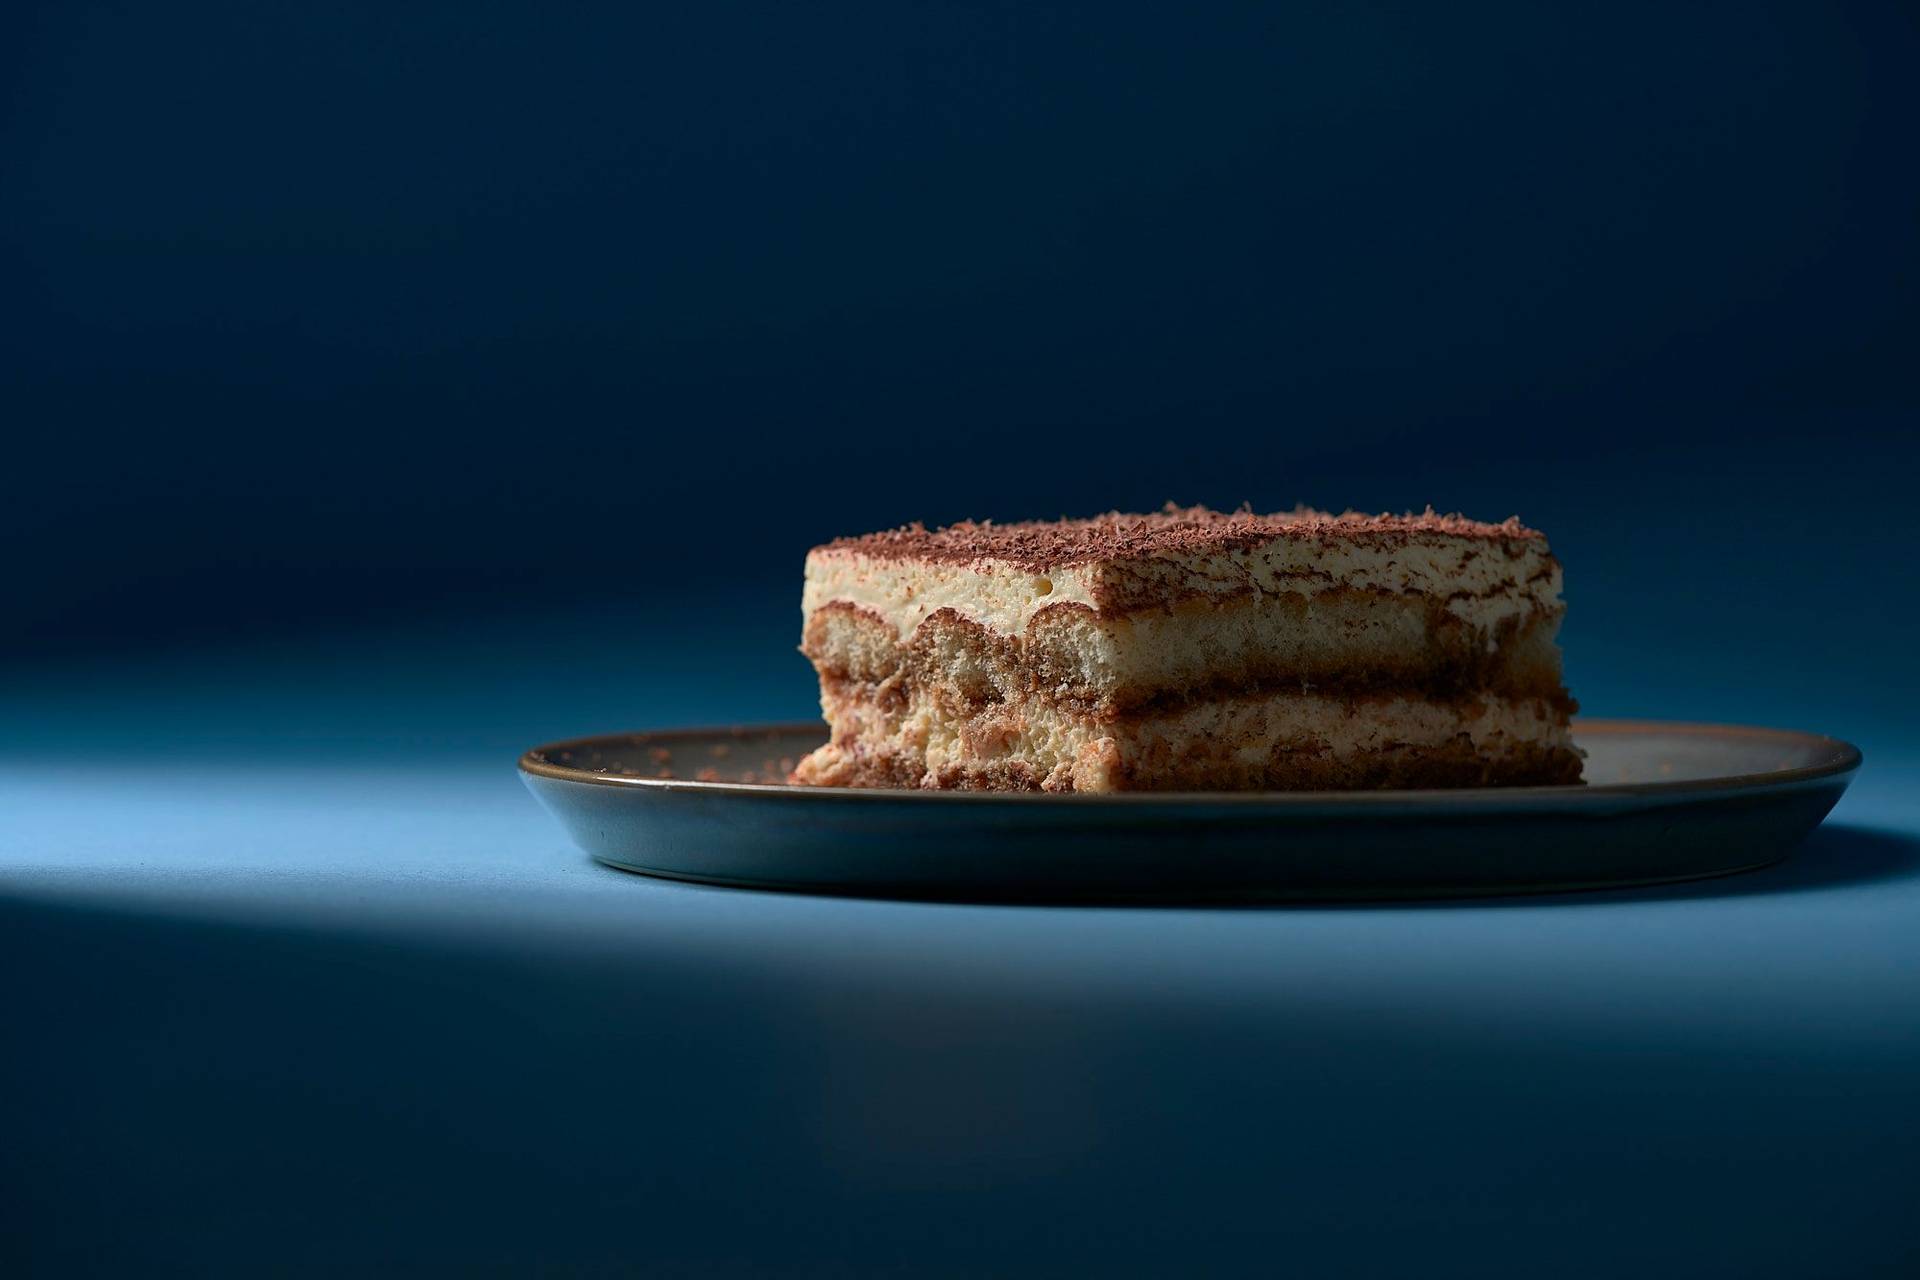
top-left (792, 505), bottom-right (1581, 792)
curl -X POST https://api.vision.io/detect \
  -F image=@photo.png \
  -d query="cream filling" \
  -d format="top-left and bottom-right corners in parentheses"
top-left (1032, 597), bottom-right (1562, 694)
top-left (805, 537), bottom-right (1561, 642)
top-left (806, 559), bottom-right (1566, 699)
top-left (806, 590), bottom-right (1566, 702)
top-left (804, 690), bottom-right (1570, 791)
top-left (804, 552), bottom-right (1102, 637)
top-left (926, 694), bottom-right (1565, 772)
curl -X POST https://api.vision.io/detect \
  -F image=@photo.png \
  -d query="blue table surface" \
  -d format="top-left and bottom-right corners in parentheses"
top-left (6, 623), bottom-right (1919, 1277)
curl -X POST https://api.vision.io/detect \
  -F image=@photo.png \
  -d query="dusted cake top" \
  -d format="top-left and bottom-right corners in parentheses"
top-left (804, 503), bottom-right (1561, 647)
top-left (813, 504), bottom-right (1543, 572)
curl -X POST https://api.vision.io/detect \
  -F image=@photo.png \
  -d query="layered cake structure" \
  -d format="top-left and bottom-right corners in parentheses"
top-left (792, 506), bottom-right (1581, 792)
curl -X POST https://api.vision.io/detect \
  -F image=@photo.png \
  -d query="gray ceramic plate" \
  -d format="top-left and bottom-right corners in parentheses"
top-left (520, 720), bottom-right (1859, 902)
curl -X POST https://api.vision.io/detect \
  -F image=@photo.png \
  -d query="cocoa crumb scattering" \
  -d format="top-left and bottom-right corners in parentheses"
top-left (813, 503), bottom-right (1542, 571)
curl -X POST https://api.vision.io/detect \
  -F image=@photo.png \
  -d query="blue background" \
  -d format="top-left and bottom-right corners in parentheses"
top-left (5, 3), bottom-right (1919, 1275)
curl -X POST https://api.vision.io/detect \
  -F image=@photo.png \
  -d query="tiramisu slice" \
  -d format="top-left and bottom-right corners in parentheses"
top-left (792, 505), bottom-right (1581, 792)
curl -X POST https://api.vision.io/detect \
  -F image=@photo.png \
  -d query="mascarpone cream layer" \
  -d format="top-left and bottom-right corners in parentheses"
top-left (805, 536), bottom-right (1562, 644)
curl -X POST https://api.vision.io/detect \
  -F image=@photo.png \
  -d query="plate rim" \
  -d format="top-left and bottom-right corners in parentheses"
top-left (518, 718), bottom-right (1862, 806)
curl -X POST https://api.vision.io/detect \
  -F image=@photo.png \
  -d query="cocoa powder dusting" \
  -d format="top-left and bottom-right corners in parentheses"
top-left (813, 503), bottom-right (1541, 570)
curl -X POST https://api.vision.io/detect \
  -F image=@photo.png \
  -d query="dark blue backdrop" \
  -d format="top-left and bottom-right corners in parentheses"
top-left (7, 1), bottom-right (1916, 669)
top-left (7, 8), bottom-right (1920, 1278)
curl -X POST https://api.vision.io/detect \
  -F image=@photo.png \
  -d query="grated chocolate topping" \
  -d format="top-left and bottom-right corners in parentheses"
top-left (815, 503), bottom-right (1544, 570)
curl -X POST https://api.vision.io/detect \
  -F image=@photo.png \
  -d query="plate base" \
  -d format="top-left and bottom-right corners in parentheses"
top-left (522, 721), bottom-right (1859, 903)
